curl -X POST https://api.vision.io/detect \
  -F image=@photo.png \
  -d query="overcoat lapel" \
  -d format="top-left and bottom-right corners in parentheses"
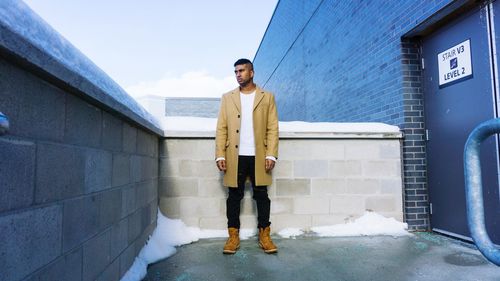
top-left (229, 88), bottom-right (241, 113)
top-left (253, 87), bottom-right (265, 111)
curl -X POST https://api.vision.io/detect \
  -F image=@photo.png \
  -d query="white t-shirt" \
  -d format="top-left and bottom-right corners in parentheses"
top-left (239, 91), bottom-right (255, 156)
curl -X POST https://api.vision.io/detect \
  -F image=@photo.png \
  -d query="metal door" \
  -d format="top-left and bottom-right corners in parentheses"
top-left (423, 4), bottom-right (500, 243)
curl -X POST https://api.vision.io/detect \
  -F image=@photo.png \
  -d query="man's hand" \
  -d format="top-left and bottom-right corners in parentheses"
top-left (265, 159), bottom-right (275, 172)
top-left (216, 159), bottom-right (227, 172)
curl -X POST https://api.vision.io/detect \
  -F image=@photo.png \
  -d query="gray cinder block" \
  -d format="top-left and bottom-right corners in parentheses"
top-left (122, 123), bottom-right (137, 153)
top-left (276, 179), bottom-right (311, 196)
top-left (36, 143), bottom-right (85, 203)
top-left (102, 112), bottom-right (123, 152)
top-left (294, 160), bottom-right (329, 178)
top-left (130, 155), bottom-right (157, 183)
top-left (110, 219), bottom-right (128, 260)
top-left (141, 205), bottom-right (152, 230)
top-left (119, 244), bottom-right (136, 278)
top-left (0, 137), bottom-right (35, 212)
top-left (121, 185), bottom-right (136, 218)
top-left (82, 230), bottom-right (111, 281)
top-left (127, 209), bottom-right (142, 243)
top-left (150, 180), bottom-right (159, 205)
top-left (136, 181), bottom-right (152, 209)
top-left (96, 258), bottom-right (119, 281)
top-left (64, 94), bottom-right (102, 148)
top-left (99, 188), bottom-right (122, 230)
top-left (139, 156), bottom-right (156, 182)
top-left (0, 205), bottom-right (62, 281)
top-left (0, 58), bottom-right (65, 141)
top-left (62, 195), bottom-right (100, 251)
top-left (159, 197), bottom-right (180, 217)
top-left (139, 180), bottom-right (157, 208)
top-left (130, 155), bottom-right (142, 183)
top-left (84, 148), bottom-right (112, 194)
top-left (38, 248), bottom-right (82, 281)
top-left (112, 153), bottom-right (130, 187)
top-left (137, 130), bottom-right (156, 157)
top-left (159, 177), bottom-right (198, 197)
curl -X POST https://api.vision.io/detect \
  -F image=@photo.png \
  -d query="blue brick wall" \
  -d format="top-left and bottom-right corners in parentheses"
top-left (400, 38), bottom-right (429, 229)
top-left (254, 0), bottom-right (451, 124)
top-left (253, 0), bottom-right (455, 230)
top-left (254, 0), bottom-right (322, 86)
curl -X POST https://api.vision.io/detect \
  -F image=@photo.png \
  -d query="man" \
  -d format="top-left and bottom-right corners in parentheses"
top-left (215, 58), bottom-right (279, 254)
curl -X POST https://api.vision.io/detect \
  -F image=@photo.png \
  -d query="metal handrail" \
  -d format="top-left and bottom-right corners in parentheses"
top-left (464, 118), bottom-right (500, 266)
top-left (0, 111), bottom-right (8, 136)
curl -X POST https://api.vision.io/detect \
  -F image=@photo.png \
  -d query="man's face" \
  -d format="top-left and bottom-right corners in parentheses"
top-left (234, 63), bottom-right (254, 87)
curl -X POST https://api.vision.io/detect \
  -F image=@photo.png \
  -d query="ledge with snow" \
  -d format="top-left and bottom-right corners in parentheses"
top-left (158, 116), bottom-right (404, 232)
top-left (161, 116), bottom-right (403, 139)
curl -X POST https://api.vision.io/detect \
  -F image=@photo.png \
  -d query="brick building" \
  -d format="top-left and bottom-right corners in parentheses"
top-left (253, 0), bottom-right (500, 243)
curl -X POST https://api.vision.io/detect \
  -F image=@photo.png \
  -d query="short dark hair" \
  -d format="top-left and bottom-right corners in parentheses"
top-left (234, 58), bottom-right (253, 70)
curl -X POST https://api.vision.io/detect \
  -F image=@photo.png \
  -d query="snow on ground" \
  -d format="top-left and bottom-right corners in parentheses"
top-left (160, 116), bottom-right (400, 133)
top-left (121, 210), bottom-right (256, 281)
top-left (121, 210), bottom-right (409, 281)
top-left (278, 212), bottom-right (409, 239)
top-left (310, 211), bottom-right (410, 237)
top-left (278, 228), bottom-right (305, 238)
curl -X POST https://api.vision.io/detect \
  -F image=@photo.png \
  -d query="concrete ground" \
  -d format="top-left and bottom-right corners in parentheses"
top-left (144, 232), bottom-right (500, 281)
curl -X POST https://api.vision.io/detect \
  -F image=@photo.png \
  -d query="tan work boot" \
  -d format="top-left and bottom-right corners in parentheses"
top-left (259, 226), bottom-right (278, 254)
top-left (223, 227), bottom-right (240, 254)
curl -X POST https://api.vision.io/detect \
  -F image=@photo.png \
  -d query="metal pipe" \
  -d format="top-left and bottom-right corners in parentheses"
top-left (464, 118), bottom-right (500, 266)
top-left (0, 111), bottom-right (8, 135)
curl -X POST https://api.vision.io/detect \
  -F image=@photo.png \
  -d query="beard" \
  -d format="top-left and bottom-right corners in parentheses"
top-left (238, 78), bottom-right (251, 87)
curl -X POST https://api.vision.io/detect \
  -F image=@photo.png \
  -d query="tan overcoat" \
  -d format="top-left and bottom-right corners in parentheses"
top-left (215, 86), bottom-right (279, 187)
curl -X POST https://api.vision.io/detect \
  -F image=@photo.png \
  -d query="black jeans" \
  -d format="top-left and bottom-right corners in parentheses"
top-left (227, 156), bottom-right (271, 229)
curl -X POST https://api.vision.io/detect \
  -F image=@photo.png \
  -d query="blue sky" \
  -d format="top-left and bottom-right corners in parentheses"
top-left (23, 0), bottom-right (278, 98)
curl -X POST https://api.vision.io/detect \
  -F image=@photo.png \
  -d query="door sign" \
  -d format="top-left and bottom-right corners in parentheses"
top-left (438, 39), bottom-right (473, 86)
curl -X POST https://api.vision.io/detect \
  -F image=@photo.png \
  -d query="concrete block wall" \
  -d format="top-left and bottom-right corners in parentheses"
top-left (159, 136), bottom-right (403, 232)
top-left (0, 3), bottom-right (165, 280)
top-left (0, 55), bottom-right (159, 281)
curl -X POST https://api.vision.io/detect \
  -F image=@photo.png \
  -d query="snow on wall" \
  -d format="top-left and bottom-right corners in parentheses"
top-left (161, 116), bottom-right (400, 132)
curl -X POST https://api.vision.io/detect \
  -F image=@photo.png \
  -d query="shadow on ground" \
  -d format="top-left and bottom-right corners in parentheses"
top-left (144, 232), bottom-right (500, 281)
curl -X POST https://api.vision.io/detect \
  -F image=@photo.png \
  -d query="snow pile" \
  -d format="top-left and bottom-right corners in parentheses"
top-left (121, 210), bottom-right (256, 281)
top-left (161, 116), bottom-right (400, 133)
top-left (276, 212), bottom-right (410, 239)
top-left (120, 213), bottom-right (196, 281)
top-left (278, 228), bottom-right (304, 238)
top-left (311, 212), bottom-right (410, 237)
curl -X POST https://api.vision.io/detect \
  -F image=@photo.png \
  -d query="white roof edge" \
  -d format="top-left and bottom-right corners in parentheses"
top-left (164, 130), bottom-right (403, 139)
